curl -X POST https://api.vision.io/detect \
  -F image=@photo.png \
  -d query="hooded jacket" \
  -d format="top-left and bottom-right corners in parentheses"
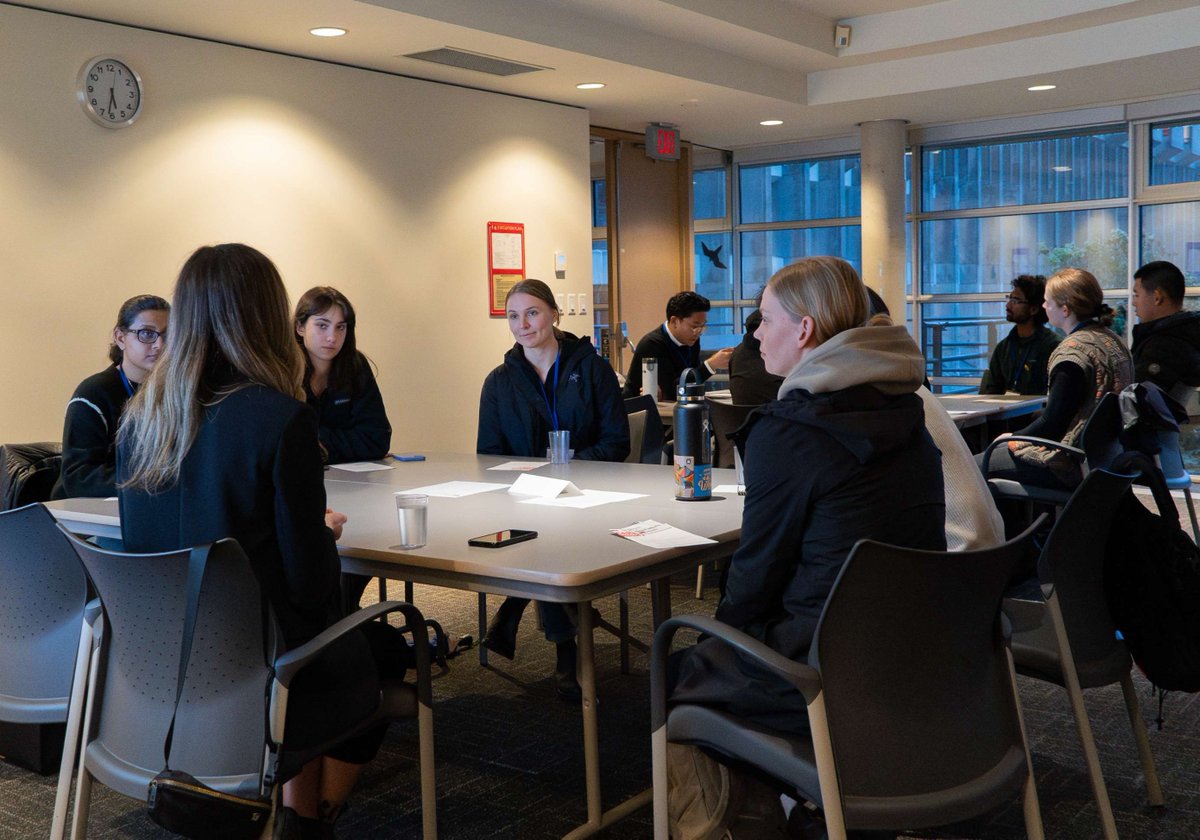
top-left (1132, 310), bottom-right (1200, 404)
top-left (477, 331), bottom-right (630, 463)
top-left (671, 325), bottom-right (946, 734)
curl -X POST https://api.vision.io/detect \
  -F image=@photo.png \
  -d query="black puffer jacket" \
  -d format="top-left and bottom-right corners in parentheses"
top-left (1132, 311), bottom-right (1200, 400)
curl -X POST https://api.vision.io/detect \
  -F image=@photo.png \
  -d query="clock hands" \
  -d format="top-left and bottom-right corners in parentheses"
top-left (107, 87), bottom-right (118, 118)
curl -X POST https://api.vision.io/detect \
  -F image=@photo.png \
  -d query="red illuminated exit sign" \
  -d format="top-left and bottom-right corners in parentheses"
top-left (645, 123), bottom-right (681, 161)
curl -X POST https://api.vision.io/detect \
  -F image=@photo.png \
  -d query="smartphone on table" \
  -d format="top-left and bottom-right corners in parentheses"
top-left (468, 529), bottom-right (538, 548)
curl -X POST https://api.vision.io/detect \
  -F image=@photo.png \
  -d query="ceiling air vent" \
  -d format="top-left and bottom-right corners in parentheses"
top-left (402, 47), bottom-right (550, 77)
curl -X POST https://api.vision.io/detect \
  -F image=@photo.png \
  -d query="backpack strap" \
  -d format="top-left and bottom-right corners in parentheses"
top-left (1111, 451), bottom-right (1182, 530)
top-left (161, 543), bottom-right (213, 769)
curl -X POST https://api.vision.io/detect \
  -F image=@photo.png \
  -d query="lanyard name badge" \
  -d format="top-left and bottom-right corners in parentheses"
top-left (537, 348), bottom-right (561, 431)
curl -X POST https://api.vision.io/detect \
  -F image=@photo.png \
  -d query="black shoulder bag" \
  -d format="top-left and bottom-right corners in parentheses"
top-left (146, 544), bottom-right (273, 839)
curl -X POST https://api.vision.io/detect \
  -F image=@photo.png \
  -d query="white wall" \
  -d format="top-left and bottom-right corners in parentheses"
top-left (0, 5), bottom-right (593, 451)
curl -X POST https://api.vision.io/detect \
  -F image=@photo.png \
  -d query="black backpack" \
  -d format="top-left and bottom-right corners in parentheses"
top-left (1104, 452), bottom-right (1200, 693)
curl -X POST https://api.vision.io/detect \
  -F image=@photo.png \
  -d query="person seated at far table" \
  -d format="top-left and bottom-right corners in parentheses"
top-left (728, 308), bottom-right (783, 406)
top-left (52, 294), bottom-right (170, 500)
top-left (621, 291), bottom-right (733, 400)
top-left (1131, 259), bottom-right (1200, 408)
top-left (666, 256), bottom-right (945, 836)
top-left (979, 274), bottom-right (1061, 395)
top-left (478, 278), bottom-right (629, 700)
top-left (979, 267), bottom-right (1132, 492)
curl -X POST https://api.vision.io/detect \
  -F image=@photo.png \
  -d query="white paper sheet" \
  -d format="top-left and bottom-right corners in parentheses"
top-left (519, 490), bottom-right (646, 509)
top-left (713, 484), bottom-right (745, 495)
top-left (507, 473), bottom-right (582, 498)
top-left (402, 481), bottom-right (510, 498)
top-left (330, 461), bottom-right (394, 472)
top-left (610, 519), bottom-right (717, 548)
top-left (487, 460), bottom-right (549, 472)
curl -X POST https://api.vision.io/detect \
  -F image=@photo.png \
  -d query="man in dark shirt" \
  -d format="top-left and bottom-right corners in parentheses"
top-left (622, 291), bottom-right (732, 399)
top-left (1132, 259), bottom-right (1200, 407)
top-left (979, 274), bottom-right (1061, 394)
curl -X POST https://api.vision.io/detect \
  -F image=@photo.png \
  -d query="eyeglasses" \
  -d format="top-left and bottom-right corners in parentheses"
top-left (683, 321), bottom-right (707, 334)
top-left (1006, 295), bottom-right (1030, 305)
top-left (127, 328), bottom-right (166, 344)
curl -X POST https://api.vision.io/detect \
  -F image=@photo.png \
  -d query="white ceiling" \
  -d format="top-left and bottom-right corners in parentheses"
top-left (16, 0), bottom-right (1200, 149)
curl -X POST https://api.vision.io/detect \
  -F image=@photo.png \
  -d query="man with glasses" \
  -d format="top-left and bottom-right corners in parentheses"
top-left (1131, 260), bottom-right (1200, 408)
top-left (622, 291), bottom-right (733, 399)
top-left (979, 274), bottom-right (1060, 395)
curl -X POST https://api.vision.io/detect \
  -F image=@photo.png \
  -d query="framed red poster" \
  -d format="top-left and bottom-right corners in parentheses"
top-left (487, 221), bottom-right (525, 315)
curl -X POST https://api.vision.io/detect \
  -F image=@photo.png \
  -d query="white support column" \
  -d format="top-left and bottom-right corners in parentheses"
top-left (859, 119), bottom-right (908, 330)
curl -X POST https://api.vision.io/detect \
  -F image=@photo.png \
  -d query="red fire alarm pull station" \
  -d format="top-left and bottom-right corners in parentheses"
top-left (645, 123), bottom-right (681, 161)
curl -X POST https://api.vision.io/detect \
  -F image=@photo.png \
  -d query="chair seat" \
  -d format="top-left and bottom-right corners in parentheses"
top-left (0, 691), bottom-right (70, 724)
top-left (1007, 602), bottom-right (1132, 690)
top-left (667, 704), bottom-right (1029, 831)
top-left (84, 740), bottom-right (261, 801)
top-left (987, 478), bottom-right (1072, 506)
top-left (1162, 474), bottom-right (1192, 490)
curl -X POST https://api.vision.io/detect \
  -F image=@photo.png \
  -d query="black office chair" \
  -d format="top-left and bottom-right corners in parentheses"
top-left (624, 394), bottom-right (666, 464)
top-left (651, 521), bottom-right (1046, 839)
top-left (706, 399), bottom-right (755, 470)
top-left (0, 442), bottom-right (62, 511)
top-left (1004, 468), bottom-right (1163, 840)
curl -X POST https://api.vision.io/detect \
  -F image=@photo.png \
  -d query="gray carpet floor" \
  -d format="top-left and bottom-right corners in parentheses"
top-left (3, 568), bottom-right (1198, 839)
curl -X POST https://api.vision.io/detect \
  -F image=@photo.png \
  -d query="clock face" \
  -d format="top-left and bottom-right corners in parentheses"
top-left (79, 57), bottom-right (142, 127)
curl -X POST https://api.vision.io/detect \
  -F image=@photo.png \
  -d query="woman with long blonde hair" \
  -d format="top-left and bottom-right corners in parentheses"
top-left (120, 243), bottom-right (408, 838)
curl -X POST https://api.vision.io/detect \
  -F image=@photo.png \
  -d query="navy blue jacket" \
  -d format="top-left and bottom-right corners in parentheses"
top-left (305, 353), bottom-right (391, 463)
top-left (477, 332), bottom-right (630, 463)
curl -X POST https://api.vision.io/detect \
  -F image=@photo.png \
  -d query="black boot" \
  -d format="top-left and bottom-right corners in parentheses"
top-left (273, 806), bottom-right (325, 840)
top-left (554, 639), bottom-right (583, 702)
top-left (483, 597), bottom-right (527, 660)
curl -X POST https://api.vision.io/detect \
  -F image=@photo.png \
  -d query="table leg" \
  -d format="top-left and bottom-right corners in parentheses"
top-left (650, 577), bottom-right (672, 629)
top-left (577, 599), bottom-right (602, 827)
top-left (478, 592), bottom-right (489, 666)
top-left (618, 590), bottom-right (630, 674)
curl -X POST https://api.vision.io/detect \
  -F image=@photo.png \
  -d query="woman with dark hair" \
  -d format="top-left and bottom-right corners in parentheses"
top-left (118, 244), bottom-right (410, 837)
top-left (981, 267), bottom-right (1132, 490)
top-left (477, 278), bottom-right (629, 699)
top-left (51, 294), bottom-right (170, 499)
top-left (294, 286), bottom-right (391, 464)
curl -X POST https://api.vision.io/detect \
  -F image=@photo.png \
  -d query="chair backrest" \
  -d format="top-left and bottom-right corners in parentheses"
top-left (706, 400), bottom-right (755, 469)
top-left (63, 532), bottom-right (272, 798)
top-left (1080, 392), bottom-right (1124, 471)
top-left (1038, 467), bottom-right (1137, 665)
top-left (1154, 429), bottom-right (1188, 481)
top-left (624, 394), bottom-right (665, 464)
top-left (810, 523), bottom-right (1037, 823)
top-left (0, 504), bottom-right (88, 723)
top-left (0, 443), bottom-right (63, 511)
top-left (625, 410), bottom-right (648, 464)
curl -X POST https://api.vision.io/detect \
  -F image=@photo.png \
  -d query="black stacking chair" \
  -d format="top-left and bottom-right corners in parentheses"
top-left (0, 442), bottom-right (62, 511)
top-left (1004, 467), bottom-right (1163, 840)
top-left (53, 533), bottom-right (437, 840)
top-left (624, 394), bottom-right (666, 464)
top-left (651, 521), bottom-right (1046, 840)
top-left (706, 399), bottom-right (755, 470)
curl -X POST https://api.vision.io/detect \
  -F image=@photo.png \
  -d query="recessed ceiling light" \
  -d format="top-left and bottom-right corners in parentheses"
top-left (1052, 165), bottom-right (1072, 172)
top-left (576, 82), bottom-right (605, 90)
top-left (1027, 84), bottom-right (1056, 91)
top-left (310, 27), bottom-right (347, 37)
top-left (760, 119), bottom-right (783, 126)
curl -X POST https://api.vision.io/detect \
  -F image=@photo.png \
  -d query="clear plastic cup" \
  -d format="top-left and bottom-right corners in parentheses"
top-left (394, 493), bottom-right (428, 549)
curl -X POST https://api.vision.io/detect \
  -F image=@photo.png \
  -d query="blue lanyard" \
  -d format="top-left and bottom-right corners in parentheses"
top-left (117, 366), bottom-right (135, 398)
top-left (537, 348), bottom-right (561, 431)
top-left (1008, 340), bottom-right (1035, 391)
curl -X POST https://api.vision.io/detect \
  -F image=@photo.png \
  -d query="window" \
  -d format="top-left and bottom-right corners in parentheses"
top-left (740, 156), bottom-right (860, 224)
top-left (1149, 120), bottom-right (1200, 186)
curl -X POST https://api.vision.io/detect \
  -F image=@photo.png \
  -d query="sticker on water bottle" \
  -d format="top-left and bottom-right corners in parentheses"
top-left (674, 455), bottom-right (712, 500)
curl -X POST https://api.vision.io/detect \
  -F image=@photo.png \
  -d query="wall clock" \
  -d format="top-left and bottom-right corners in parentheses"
top-left (78, 57), bottom-right (142, 128)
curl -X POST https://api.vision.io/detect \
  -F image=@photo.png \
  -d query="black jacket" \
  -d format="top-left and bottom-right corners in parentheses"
top-left (622, 324), bottom-right (712, 399)
top-left (1132, 311), bottom-right (1200, 399)
top-left (305, 353), bottom-right (392, 463)
top-left (52, 365), bottom-right (132, 499)
top-left (478, 332), bottom-right (630, 462)
top-left (979, 325), bottom-right (1061, 395)
top-left (118, 383), bottom-right (341, 646)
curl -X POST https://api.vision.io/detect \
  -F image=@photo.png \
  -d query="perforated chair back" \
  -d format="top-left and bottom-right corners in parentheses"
top-left (707, 400), bottom-right (755, 469)
top-left (808, 531), bottom-right (1033, 827)
top-left (0, 443), bottom-right (62, 511)
top-left (624, 394), bottom-right (665, 464)
top-left (65, 534), bottom-right (270, 799)
top-left (0, 504), bottom-right (88, 723)
top-left (1034, 468), bottom-right (1135, 671)
top-left (1080, 393), bottom-right (1124, 472)
top-left (626, 410), bottom-right (648, 464)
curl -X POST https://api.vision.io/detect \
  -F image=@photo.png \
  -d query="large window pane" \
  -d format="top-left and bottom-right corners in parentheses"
top-left (740, 226), bottom-right (862, 300)
top-left (921, 207), bottom-right (1127, 295)
top-left (920, 301), bottom-right (1010, 380)
top-left (693, 168), bottom-right (727, 220)
top-left (739, 156), bottom-right (861, 224)
top-left (702, 305), bottom-right (734, 340)
top-left (591, 179), bottom-right (606, 228)
top-left (1140, 202), bottom-right (1200, 284)
top-left (694, 232), bottom-right (733, 304)
top-left (1149, 120), bottom-right (1200, 186)
top-left (591, 239), bottom-right (608, 348)
top-left (922, 129), bottom-right (1128, 212)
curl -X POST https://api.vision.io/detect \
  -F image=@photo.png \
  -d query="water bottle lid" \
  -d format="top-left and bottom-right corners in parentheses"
top-left (677, 382), bottom-right (706, 400)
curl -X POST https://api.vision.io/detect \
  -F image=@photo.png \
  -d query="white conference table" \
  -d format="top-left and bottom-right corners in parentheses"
top-left (46, 452), bottom-right (744, 839)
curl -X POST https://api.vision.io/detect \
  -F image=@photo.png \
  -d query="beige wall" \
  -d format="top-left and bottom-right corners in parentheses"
top-left (0, 5), bottom-right (593, 451)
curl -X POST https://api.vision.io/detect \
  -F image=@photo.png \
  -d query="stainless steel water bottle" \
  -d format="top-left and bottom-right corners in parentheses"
top-left (673, 369), bottom-right (712, 500)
